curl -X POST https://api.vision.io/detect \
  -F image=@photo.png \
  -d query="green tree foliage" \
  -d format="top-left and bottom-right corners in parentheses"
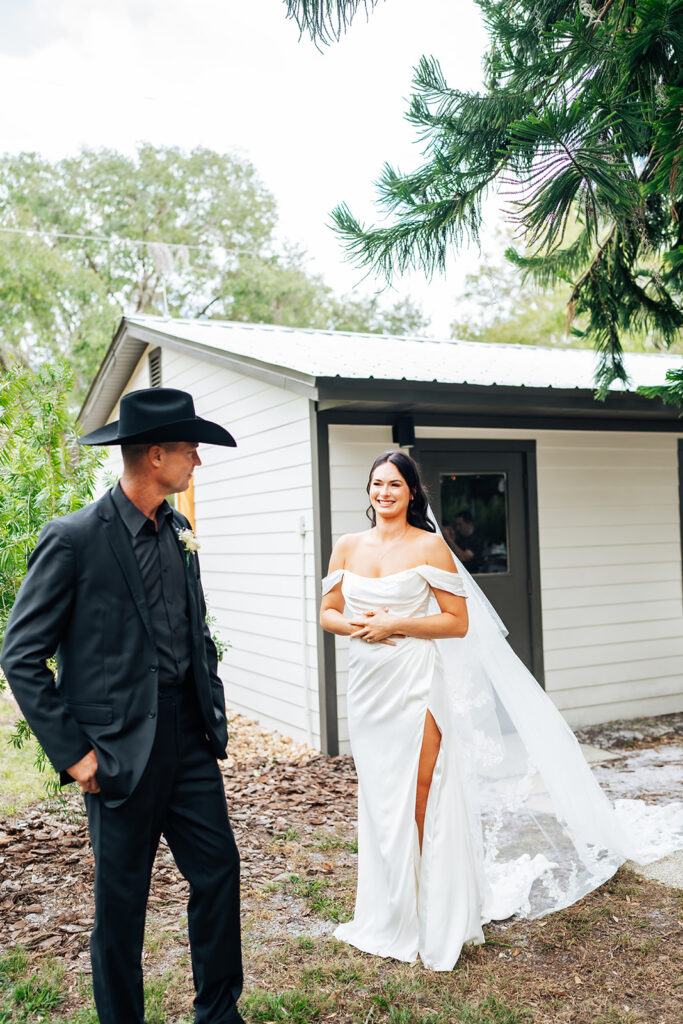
top-left (0, 230), bottom-right (115, 387)
top-left (450, 224), bottom-right (683, 352)
top-left (321, 1), bottom-right (683, 396)
top-left (0, 361), bottom-right (105, 797)
top-left (0, 145), bottom-right (428, 397)
top-left (451, 253), bottom-right (582, 348)
top-left (327, 293), bottom-right (427, 335)
top-left (0, 361), bottom-right (104, 648)
top-left (218, 245), bottom-right (426, 335)
top-left (449, 225), bottom-right (582, 347)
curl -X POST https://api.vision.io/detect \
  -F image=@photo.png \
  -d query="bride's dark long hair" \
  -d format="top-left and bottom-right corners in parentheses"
top-left (366, 451), bottom-right (436, 533)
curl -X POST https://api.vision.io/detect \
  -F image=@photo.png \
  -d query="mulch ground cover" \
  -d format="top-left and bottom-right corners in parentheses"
top-left (0, 752), bottom-right (358, 958)
top-left (0, 710), bottom-right (681, 1023)
top-left (574, 712), bottom-right (683, 752)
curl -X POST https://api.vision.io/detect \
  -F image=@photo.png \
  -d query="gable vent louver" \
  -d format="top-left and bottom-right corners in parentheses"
top-left (148, 347), bottom-right (162, 388)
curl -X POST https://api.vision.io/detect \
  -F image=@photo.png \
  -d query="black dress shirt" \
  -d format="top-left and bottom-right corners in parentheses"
top-left (111, 482), bottom-right (192, 688)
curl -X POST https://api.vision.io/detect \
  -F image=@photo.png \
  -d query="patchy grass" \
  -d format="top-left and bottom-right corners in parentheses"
top-left (143, 971), bottom-right (183, 1024)
top-left (287, 873), bottom-right (353, 923)
top-left (50, 1009), bottom-right (99, 1024)
top-left (0, 949), bottom-right (65, 1021)
top-left (1, 864), bottom-right (681, 1024)
top-left (459, 995), bottom-right (533, 1024)
top-left (242, 944), bottom-right (535, 1024)
top-left (0, 947), bottom-right (28, 984)
top-left (0, 695), bottom-right (45, 814)
top-left (310, 831), bottom-right (358, 854)
top-left (1, 704), bottom-right (680, 1024)
top-left (0, 949), bottom-right (192, 1024)
top-left (273, 827), bottom-right (300, 844)
top-left (243, 988), bottom-right (330, 1022)
top-left (242, 865), bottom-right (680, 1024)
top-left (143, 921), bottom-right (180, 958)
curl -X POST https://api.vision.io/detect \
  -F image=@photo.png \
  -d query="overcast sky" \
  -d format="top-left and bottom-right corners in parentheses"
top-left (0, 0), bottom-right (494, 334)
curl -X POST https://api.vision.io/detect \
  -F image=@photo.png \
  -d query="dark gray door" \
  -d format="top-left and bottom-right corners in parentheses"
top-left (416, 442), bottom-right (543, 680)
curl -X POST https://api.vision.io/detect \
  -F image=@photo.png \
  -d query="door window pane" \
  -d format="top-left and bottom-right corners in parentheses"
top-left (439, 472), bottom-right (509, 575)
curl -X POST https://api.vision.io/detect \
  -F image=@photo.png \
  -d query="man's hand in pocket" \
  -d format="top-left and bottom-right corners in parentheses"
top-left (67, 750), bottom-right (100, 794)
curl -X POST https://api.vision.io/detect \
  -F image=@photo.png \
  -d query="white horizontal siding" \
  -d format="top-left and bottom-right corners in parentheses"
top-left (542, 579), bottom-right (682, 610)
top-left (413, 424), bottom-right (683, 727)
top-left (549, 674), bottom-right (682, 711)
top-left (101, 345), bottom-right (319, 748)
top-left (556, 692), bottom-right (682, 724)
top-left (543, 599), bottom-right (682, 630)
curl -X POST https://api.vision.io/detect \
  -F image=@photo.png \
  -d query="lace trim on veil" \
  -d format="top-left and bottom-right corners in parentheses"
top-left (425, 506), bottom-right (683, 921)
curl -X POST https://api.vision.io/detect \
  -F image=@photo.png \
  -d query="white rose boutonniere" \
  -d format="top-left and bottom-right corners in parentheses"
top-left (177, 527), bottom-right (200, 565)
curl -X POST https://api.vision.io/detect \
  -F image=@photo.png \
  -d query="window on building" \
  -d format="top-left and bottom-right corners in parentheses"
top-left (439, 471), bottom-right (509, 574)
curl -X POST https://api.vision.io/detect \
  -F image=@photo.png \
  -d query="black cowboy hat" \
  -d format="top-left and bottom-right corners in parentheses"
top-left (78, 388), bottom-right (237, 447)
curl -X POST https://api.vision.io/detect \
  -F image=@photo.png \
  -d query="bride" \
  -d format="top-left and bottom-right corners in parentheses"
top-left (320, 450), bottom-right (682, 971)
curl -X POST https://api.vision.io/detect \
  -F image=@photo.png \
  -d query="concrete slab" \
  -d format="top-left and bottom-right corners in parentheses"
top-left (580, 742), bottom-right (682, 888)
top-left (580, 744), bottom-right (624, 764)
top-left (625, 850), bottom-right (683, 890)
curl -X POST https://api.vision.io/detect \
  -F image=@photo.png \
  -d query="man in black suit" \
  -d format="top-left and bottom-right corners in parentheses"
top-left (1, 388), bottom-right (245, 1024)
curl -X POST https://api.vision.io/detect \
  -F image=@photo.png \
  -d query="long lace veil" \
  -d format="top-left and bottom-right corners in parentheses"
top-left (425, 505), bottom-right (682, 920)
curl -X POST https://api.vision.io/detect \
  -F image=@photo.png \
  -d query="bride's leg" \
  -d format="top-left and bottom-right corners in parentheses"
top-left (415, 710), bottom-right (441, 853)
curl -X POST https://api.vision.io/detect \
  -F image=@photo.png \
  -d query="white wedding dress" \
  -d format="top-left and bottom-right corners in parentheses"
top-left (322, 563), bottom-right (683, 972)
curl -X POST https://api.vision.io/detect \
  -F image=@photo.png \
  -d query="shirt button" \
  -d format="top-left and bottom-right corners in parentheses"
top-left (148, 711), bottom-right (156, 718)
top-left (150, 666), bottom-right (158, 673)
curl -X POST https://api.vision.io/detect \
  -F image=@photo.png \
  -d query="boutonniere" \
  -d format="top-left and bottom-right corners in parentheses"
top-left (176, 527), bottom-right (200, 565)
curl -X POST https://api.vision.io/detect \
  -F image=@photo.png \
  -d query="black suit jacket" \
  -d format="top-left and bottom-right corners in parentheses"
top-left (0, 489), bottom-right (228, 806)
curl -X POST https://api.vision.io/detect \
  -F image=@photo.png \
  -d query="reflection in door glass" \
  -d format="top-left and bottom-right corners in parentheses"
top-left (439, 473), bottom-right (509, 575)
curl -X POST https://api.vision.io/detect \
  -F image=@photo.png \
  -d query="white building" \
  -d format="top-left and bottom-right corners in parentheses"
top-left (80, 315), bottom-right (683, 754)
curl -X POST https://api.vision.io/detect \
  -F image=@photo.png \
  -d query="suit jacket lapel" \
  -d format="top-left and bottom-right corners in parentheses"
top-left (170, 510), bottom-right (202, 635)
top-left (99, 492), bottom-right (156, 647)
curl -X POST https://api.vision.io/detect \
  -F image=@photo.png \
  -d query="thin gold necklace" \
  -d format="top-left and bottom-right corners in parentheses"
top-left (375, 525), bottom-right (411, 563)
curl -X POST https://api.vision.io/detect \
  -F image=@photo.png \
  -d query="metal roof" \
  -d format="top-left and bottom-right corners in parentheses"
top-left (78, 314), bottom-right (683, 434)
top-left (124, 315), bottom-right (682, 390)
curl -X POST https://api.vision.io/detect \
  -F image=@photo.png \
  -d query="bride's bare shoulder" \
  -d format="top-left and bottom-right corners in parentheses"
top-left (419, 532), bottom-right (459, 572)
top-left (328, 531), bottom-right (368, 571)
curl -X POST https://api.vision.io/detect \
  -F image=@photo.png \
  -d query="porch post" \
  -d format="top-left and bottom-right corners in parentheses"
top-left (310, 405), bottom-right (338, 756)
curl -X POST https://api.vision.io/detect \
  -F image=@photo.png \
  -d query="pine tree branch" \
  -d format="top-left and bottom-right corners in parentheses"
top-left (284, 0), bottom-right (384, 43)
top-left (610, 0), bottom-right (629, 39)
top-left (568, 135), bottom-right (658, 320)
top-left (195, 296), bottom-right (221, 318)
top-left (569, 222), bottom-right (618, 304)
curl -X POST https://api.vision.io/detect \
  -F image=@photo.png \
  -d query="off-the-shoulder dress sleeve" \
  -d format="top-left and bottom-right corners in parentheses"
top-left (321, 568), bottom-right (345, 595)
top-left (414, 564), bottom-right (468, 597)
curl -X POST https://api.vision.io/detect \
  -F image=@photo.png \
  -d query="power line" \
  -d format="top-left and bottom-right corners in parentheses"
top-left (0, 224), bottom-right (272, 260)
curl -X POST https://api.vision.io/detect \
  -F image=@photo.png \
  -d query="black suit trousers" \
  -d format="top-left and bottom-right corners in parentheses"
top-left (85, 689), bottom-right (242, 1024)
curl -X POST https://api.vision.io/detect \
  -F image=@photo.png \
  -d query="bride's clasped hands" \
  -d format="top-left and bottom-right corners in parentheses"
top-left (348, 607), bottom-right (402, 646)
top-left (347, 594), bottom-right (467, 646)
